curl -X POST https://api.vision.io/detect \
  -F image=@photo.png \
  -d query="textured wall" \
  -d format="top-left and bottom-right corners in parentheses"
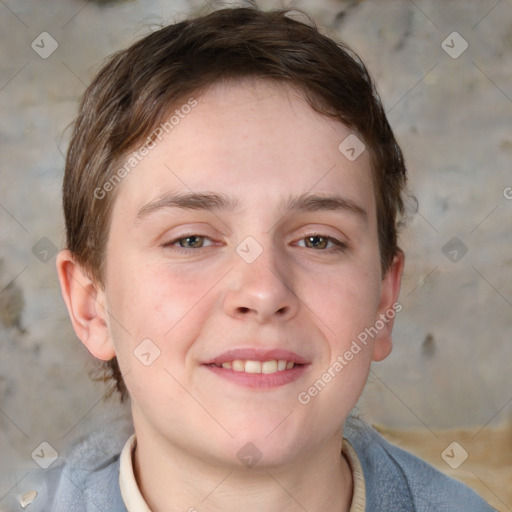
top-left (1, 0), bottom-right (511, 500)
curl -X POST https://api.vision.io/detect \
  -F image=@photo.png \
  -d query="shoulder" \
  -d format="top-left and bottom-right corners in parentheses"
top-left (4, 418), bottom-right (131, 512)
top-left (344, 416), bottom-right (496, 512)
top-left (32, 453), bottom-right (124, 512)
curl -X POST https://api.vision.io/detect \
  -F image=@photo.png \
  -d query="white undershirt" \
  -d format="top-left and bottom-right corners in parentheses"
top-left (119, 434), bottom-right (366, 512)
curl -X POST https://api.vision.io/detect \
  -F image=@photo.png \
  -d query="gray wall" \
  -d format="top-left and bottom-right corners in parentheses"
top-left (1, 0), bottom-right (511, 495)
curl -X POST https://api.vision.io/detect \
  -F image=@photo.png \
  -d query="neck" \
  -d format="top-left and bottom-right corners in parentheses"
top-left (132, 428), bottom-right (353, 512)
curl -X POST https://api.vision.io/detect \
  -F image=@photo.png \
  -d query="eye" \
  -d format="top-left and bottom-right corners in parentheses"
top-left (296, 234), bottom-right (347, 251)
top-left (164, 234), bottom-right (214, 250)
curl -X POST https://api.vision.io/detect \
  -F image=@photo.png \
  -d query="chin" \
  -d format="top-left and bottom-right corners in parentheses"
top-left (217, 428), bottom-right (309, 470)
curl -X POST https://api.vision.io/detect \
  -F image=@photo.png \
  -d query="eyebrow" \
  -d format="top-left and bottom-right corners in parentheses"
top-left (284, 192), bottom-right (367, 221)
top-left (136, 192), bottom-right (237, 219)
top-left (135, 191), bottom-right (367, 222)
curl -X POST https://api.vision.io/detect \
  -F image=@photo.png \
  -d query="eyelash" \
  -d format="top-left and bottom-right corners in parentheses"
top-left (162, 234), bottom-right (216, 255)
top-left (162, 233), bottom-right (348, 254)
top-left (296, 233), bottom-right (348, 252)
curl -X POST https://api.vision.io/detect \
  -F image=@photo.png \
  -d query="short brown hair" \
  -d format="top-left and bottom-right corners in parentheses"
top-left (63, 5), bottom-right (408, 400)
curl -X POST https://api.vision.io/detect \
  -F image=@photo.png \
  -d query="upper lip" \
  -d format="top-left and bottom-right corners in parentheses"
top-left (204, 348), bottom-right (309, 365)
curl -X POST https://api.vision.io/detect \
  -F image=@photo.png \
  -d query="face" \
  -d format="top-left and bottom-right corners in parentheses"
top-left (75, 79), bottom-right (402, 468)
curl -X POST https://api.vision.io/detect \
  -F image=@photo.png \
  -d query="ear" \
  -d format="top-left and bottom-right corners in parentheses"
top-left (56, 250), bottom-right (116, 361)
top-left (371, 250), bottom-right (405, 362)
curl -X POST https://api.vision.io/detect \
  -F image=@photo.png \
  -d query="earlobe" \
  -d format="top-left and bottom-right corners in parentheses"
top-left (372, 250), bottom-right (405, 362)
top-left (56, 250), bottom-right (116, 361)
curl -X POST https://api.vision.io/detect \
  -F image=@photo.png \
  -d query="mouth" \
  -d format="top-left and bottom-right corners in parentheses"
top-left (202, 349), bottom-right (310, 389)
top-left (208, 359), bottom-right (299, 374)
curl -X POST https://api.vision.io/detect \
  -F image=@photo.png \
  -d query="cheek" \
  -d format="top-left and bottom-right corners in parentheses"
top-left (298, 270), bottom-right (380, 415)
top-left (105, 260), bottom-right (218, 364)
top-left (306, 264), bottom-right (382, 345)
top-left (104, 267), bottom-right (203, 404)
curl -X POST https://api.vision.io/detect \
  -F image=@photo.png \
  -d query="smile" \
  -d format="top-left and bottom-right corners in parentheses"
top-left (212, 359), bottom-right (296, 374)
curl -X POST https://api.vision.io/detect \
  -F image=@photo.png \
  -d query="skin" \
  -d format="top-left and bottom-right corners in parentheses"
top-left (57, 78), bottom-right (404, 512)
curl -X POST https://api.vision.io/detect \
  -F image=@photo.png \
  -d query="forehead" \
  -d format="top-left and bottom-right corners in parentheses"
top-left (111, 78), bottom-right (375, 222)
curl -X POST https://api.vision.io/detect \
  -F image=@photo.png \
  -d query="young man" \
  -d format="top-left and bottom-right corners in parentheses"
top-left (10, 6), bottom-right (495, 512)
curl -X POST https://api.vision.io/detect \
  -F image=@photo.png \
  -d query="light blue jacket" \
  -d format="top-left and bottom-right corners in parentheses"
top-left (3, 416), bottom-right (496, 511)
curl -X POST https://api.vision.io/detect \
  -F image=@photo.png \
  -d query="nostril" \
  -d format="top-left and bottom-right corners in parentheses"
top-left (238, 307), bottom-right (250, 314)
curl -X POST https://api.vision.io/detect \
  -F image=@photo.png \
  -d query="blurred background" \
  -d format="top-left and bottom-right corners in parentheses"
top-left (0, 0), bottom-right (511, 509)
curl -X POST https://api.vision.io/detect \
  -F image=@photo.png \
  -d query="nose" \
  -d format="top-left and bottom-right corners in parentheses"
top-left (222, 245), bottom-right (300, 324)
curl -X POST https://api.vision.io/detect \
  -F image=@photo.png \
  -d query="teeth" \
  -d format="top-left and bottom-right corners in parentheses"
top-left (232, 360), bottom-right (245, 372)
top-left (261, 360), bottom-right (277, 374)
top-left (245, 360), bottom-right (261, 374)
top-left (218, 359), bottom-right (296, 374)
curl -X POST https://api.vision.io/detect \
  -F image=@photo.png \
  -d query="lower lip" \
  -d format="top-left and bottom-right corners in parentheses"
top-left (204, 364), bottom-right (309, 389)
